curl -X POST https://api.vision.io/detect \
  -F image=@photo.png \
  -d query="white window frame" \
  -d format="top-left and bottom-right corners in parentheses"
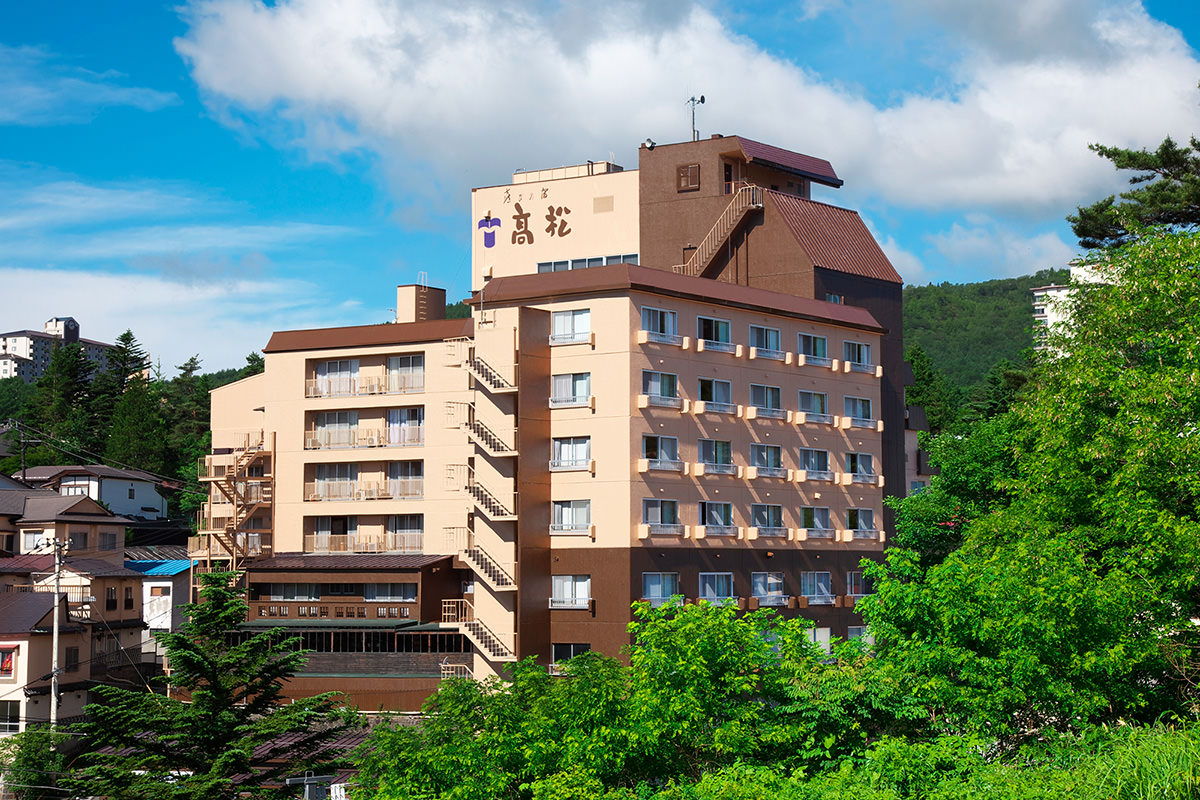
top-left (550, 373), bottom-right (592, 408)
top-left (844, 396), bottom-right (874, 426)
top-left (550, 436), bottom-right (591, 471)
top-left (748, 324), bottom-right (781, 354)
top-left (697, 316), bottom-right (733, 349)
top-left (798, 333), bottom-right (829, 365)
top-left (800, 571), bottom-right (834, 604)
top-left (550, 309), bottom-right (592, 345)
top-left (640, 306), bottom-right (680, 343)
top-left (698, 572), bottom-right (734, 602)
top-left (751, 571), bottom-right (787, 605)
top-left (550, 575), bottom-right (591, 609)
top-left (551, 500), bottom-right (592, 535)
top-left (642, 572), bottom-right (680, 606)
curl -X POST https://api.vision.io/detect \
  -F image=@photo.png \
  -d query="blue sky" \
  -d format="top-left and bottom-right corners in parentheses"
top-left (1, 0), bottom-right (1198, 371)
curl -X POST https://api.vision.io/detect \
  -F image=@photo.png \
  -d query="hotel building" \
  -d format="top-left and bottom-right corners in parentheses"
top-left (192, 134), bottom-right (907, 709)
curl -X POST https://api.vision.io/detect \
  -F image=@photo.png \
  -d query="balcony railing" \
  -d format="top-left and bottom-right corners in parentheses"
top-left (805, 528), bottom-right (835, 539)
top-left (753, 348), bottom-right (786, 361)
top-left (848, 361), bottom-right (875, 374)
top-left (4, 584), bottom-right (94, 603)
top-left (645, 523), bottom-right (684, 536)
top-left (305, 373), bottom-right (425, 398)
top-left (549, 395), bottom-right (591, 409)
top-left (852, 528), bottom-right (880, 540)
top-left (755, 594), bottom-right (789, 607)
top-left (755, 526), bottom-right (787, 538)
top-left (752, 406), bottom-right (787, 419)
top-left (549, 523), bottom-right (591, 536)
top-left (851, 472), bottom-right (877, 484)
top-left (803, 411), bottom-right (834, 425)
top-left (698, 401), bottom-right (737, 415)
top-left (848, 417), bottom-right (875, 428)
top-left (703, 524), bottom-right (738, 536)
top-left (805, 469), bottom-right (835, 482)
top-left (647, 458), bottom-right (684, 472)
top-left (549, 597), bottom-right (591, 610)
top-left (699, 339), bottom-right (736, 353)
top-left (646, 394), bottom-right (683, 408)
top-left (754, 466), bottom-right (787, 478)
top-left (804, 592), bottom-right (836, 605)
top-left (303, 479), bottom-right (423, 501)
top-left (549, 458), bottom-right (591, 472)
top-left (802, 354), bottom-right (832, 367)
top-left (643, 330), bottom-right (682, 346)
top-left (699, 461), bottom-right (736, 475)
top-left (549, 331), bottom-right (592, 345)
top-left (304, 426), bottom-right (423, 450)
top-left (304, 531), bottom-right (423, 554)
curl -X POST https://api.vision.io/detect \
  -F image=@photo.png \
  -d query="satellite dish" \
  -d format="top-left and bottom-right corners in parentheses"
top-left (700, 95), bottom-right (705, 104)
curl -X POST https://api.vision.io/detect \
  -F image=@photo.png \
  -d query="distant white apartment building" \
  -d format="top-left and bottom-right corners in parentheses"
top-left (1031, 265), bottom-right (1101, 349)
top-left (16, 465), bottom-right (168, 520)
top-left (0, 317), bottom-right (111, 383)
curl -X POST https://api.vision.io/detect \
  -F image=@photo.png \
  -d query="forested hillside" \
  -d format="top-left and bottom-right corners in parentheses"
top-left (903, 268), bottom-right (1068, 390)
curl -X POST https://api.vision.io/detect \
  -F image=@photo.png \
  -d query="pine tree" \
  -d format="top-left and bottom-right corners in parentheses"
top-left (92, 329), bottom-right (151, 451)
top-left (237, 351), bottom-right (265, 379)
top-left (904, 343), bottom-right (961, 434)
top-left (104, 374), bottom-right (167, 475)
top-left (22, 342), bottom-right (96, 457)
top-left (66, 573), bottom-right (361, 799)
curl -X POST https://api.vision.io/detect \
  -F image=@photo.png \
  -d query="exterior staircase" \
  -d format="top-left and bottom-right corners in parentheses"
top-left (445, 401), bottom-right (517, 457)
top-left (672, 183), bottom-right (764, 277)
top-left (442, 600), bottom-right (516, 661)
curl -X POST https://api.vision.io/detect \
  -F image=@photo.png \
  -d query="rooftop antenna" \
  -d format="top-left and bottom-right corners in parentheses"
top-left (687, 95), bottom-right (705, 141)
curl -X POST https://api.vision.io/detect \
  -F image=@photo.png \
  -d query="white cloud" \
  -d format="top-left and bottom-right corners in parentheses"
top-left (0, 266), bottom-right (365, 372)
top-left (0, 177), bottom-right (216, 230)
top-left (927, 219), bottom-right (1077, 277)
top-left (0, 45), bottom-right (177, 125)
top-left (173, 0), bottom-right (1200, 226)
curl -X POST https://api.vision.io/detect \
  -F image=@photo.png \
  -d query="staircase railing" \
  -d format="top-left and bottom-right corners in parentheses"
top-left (673, 183), bottom-right (764, 277)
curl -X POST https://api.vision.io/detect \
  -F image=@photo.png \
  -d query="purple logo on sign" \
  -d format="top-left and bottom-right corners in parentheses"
top-left (477, 214), bottom-right (501, 248)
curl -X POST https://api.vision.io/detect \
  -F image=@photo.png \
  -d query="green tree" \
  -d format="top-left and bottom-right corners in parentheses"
top-left (104, 374), bottom-right (167, 474)
top-left (903, 343), bottom-right (961, 434)
top-left (0, 728), bottom-right (71, 799)
top-left (67, 573), bottom-right (360, 799)
top-left (866, 228), bottom-right (1200, 738)
top-left (91, 329), bottom-right (151, 451)
top-left (238, 351), bottom-right (265, 379)
top-left (20, 343), bottom-right (96, 459)
top-left (1069, 133), bottom-right (1200, 248)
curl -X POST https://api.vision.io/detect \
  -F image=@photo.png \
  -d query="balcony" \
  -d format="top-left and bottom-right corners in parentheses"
top-left (549, 331), bottom-right (594, 346)
top-left (803, 470), bottom-right (835, 482)
top-left (847, 360), bottom-right (875, 374)
top-left (748, 347), bottom-right (787, 362)
top-left (637, 523), bottom-right (685, 538)
top-left (693, 400), bottom-right (738, 416)
top-left (4, 584), bottom-right (94, 603)
top-left (642, 595), bottom-right (678, 608)
top-left (640, 458), bottom-right (685, 473)
top-left (638, 330), bottom-right (684, 347)
top-left (304, 426), bottom-right (423, 450)
top-left (549, 523), bottom-right (594, 537)
top-left (804, 592), bottom-right (836, 606)
top-left (549, 596), bottom-right (591, 610)
top-left (851, 472), bottom-right (877, 485)
top-left (549, 395), bottom-right (593, 410)
top-left (753, 526), bottom-right (787, 538)
top-left (847, 417), bottom-right (876, 429)
top-left (852, 528), bottom-right (880, 540)
top-left (745, 405), bottom-right (786, 420)
top-left (798, 411), bottom-right (834, 425)
top-left (694, 461), bottom-right (736, 476)
top-left (304, 374), bottom-right (425, 398)
top-left (698, 524), bottom-right (738, 537)
top-left (303, 479), bottom-right (424, 501)
top-left (804, 528), bottom-right (836, 540)
top-left (549, 458), bottom-right (593, 473)
top-left (640, 393), bottom-right (684, 409)
top-left (755, 594), bottom-right (789, 607)
top-left (753, 466), bottom-right (787, 479)
top-left (304, 531), bottom-right (423, 554)
top-left (799, 354), bottom-right (833, 368)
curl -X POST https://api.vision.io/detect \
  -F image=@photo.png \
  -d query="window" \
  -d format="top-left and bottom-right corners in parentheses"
top-left (150, 585), bottom-right (171, 597)
top-left (751, 504), bottom-right (785, 536)
top-left (749, 324), bottom-right (781, 353)
top-left (641, 307), bottom-right (679, 343)
top-left (22, 530), bottom-right (41, 552)
top-left (910, 480), bottom-right (928, 494)
top-left (550, 373), bottom-right (591, 407)
top-left (105, 586), bottom-right (117, 611)
top-left (750, 443), bottom-right (783, 474)
top-left (692, 441), bottom-right (733, 480)
top-left (698, 572), bottom-right (734, 602)
top-left (311, 410), bottom-right (358, 448)
top-left (314, 359), bottom-right (359, 396)
top-left (752, 572), bottom-right (787, 605)
top-left (849, 508), bottom-right (876, 536)
top-left (797, 391), bottom-right (831, 424)
top-left (313, 462), bottom-right (358, 500)
top-left (127, 486), bottom-right (135, 500)
top-left (697, 378), bottom-right (733, 411)
top-left (266, 583), bottom-right (322, 601)
top-left (387, 354), bottom-right (425, 393)
top-left (124, 586), bottom-right (134, 610)
top-left (387, 406), bottom-right (424, 446)
top-left (698, 501), bottom-right (734, 533)
top-left (364, 583), bottom-right (417, 602)
top-left (551, 309), bottom-right (591, 345)
top-left (846, 453), bottom-right (875, 482)
top-left (847, 571), bottom-right (870, 597)
top-left (550, 437), bottom-right (591, 471)
top-left (798, 333), bottom-right (831, 366)
top-left (749, 384), bottom-right (783, 415)
top-left (677, 163), bottom-right (700, 191)
top-left (798, 448), bottom-right (832, 479)
top-left (800, 507), bottom-right (833, 537)
top-left (551, 500), bottom-right (591, 534)
top-left (641, 370), bottom-right (679, 403)
top-left (844, 396), bottom-right (873, 426)
top-left (642, 572), bottom-right (680, 606)
top-left (643, 500), bottom-right (681, 532)
top-left (387, 461), bottom-right (424, 499)
top-left (552, 642), bottom-right (591, 662)
top-left (0, 701), bottom-right (17, 734)
top-left (0, 648), bottom-right (15, 679)
top-left (801, 571), bottom-right (834, 604)
top-left (550, 575), bottom-right (591, 609)
top-left (843, 341), bottom-right (872, 370)
top-left (825, 292), bottom-right (843, 304)
top-left (100, 531), bottom-right (118, 551)
top-left (65, 646), bottom-right (80, 672)
top-left (68, 530), bottom-right (88, 551)
top-left (697, 316), bottom-right (732, 348)
top-left (848, 626), bottom-right (872, 644)
top-left (642, 435), bottom-right (681, 468)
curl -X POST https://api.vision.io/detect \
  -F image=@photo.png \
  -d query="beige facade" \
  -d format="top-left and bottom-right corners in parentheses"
top-left (195, 134), bottom-right (907, 707)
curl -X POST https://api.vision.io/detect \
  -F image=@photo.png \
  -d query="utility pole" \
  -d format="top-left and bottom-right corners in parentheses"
top-left (48, 536), bottom-right (69, 728)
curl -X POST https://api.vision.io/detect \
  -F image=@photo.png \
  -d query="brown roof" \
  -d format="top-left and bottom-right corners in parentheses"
top-left (473, 263), bottom-right (885, 333)
top-left (16, 464), bottom-right (161, 484)
top-left (247, 553), bottom-right (452, 571)
top-left (769, 192), bottom-right (903, 284)
top-left (735, 137), bottom-right (843, 187)
top-left (16, 495), bottom-right (132, 525)
top-left (264, 317), bottom-right (473, 354)
top-left (0, 592), bottom-right (55, 634)
top-left (0, 553), bottom-right (54, 574)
